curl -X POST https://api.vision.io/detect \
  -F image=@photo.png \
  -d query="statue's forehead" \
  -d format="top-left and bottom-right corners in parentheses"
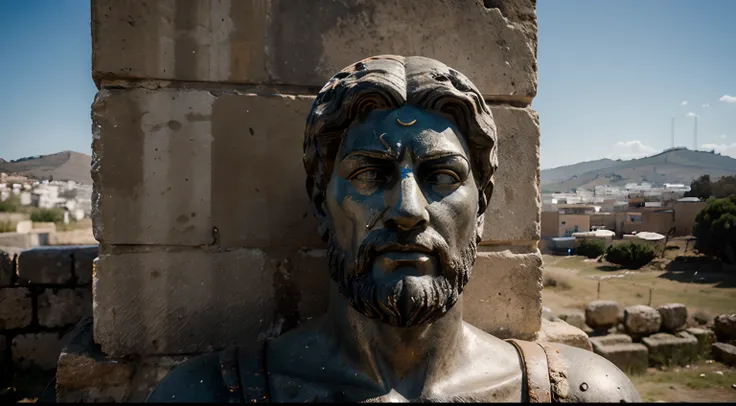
top-left (339, 106), bottom-right (467, 159)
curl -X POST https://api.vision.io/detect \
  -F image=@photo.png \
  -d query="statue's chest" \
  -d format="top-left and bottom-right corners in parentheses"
top-left (267, 372), bottom-right (524, 403)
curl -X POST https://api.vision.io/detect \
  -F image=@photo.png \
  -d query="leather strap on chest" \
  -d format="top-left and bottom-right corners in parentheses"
top-left (506, 339), bottom-right (571, 403)
top-left (218, 341), bottom-right (270, 403)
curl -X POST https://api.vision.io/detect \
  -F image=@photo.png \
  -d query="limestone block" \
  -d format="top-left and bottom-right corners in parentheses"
top-left (0, 287), bottom-right (32, 330)
top-left (536, 318), bottom-right (592, 351)
top-left (73, 246), bottom-right (98, 285)
top-left (92, 89), bottom-right (322, 248)
top-left (11, 332), bottom-right (66, 370)
top-left (0, 249), bottom-right (14, 286)
top-left (463, 250), bottom-right (542, 340)
top-left (481, 107), bottom-right (540, 243)
top-left (17, 247), bottom-right (73, 285)
top-left (592, 343), bottom-right (649, 376)
top-left (623, 305), bottom-right (661, 337)
top-left (656, 303), bottom-right (688, 332)
top-left (585, 300), bottom-right (620, 329)
top-left (590, 334), bottom-right (633, 351)
top-left (713, 313), bottom-right (736, 343)
top-left (37, 288), bottom-right (92, 328)
top-left (642, 332), bottom-right (698, 366)
top-left (94, 90), bottom-right (539, 248)
top-left (93, 247), bottom-right (331, 355)
top-left (557, 308), bottom-right (586, 330)
top-left (711, 342), bottom-right (736, 367)
top-left (92, 0), bottom-right (537, 100)
top-left (682, 328), bottom-right (716, 359)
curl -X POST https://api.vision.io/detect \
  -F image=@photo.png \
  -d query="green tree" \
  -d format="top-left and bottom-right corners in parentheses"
top-left (0, 195), bottom-right (21, 212)
top-left (605, 240), bottom-right (656, 269)
top-left (685, 174), bottom-right (711, 199)
top-left (575, 239), bottom-right (606, 259)
top-left (30, 208), bottom-right (64, 223)
top-left (693, 195), bottom-right (736, 264)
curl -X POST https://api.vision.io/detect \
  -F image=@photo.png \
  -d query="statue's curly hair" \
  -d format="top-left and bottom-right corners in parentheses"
top-left (303, 55), bottom-right (498, 241)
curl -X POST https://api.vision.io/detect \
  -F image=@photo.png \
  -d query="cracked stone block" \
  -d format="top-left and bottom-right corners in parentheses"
top-left (624, 305), bottom-right (661, 337)
top-left (0, 287), bottom-right (32, 330)
top-left (642, 332), bottom-right (698, 366)
top-left (593, 342), bottom-right (649, 376)
top-left (656, 303), bottom-right (688, 332)
top-left (585, 300), bottom-right (620, 329)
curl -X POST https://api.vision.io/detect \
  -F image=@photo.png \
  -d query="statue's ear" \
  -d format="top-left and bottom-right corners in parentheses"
top-left (475, 213), bottom-right (485, 243)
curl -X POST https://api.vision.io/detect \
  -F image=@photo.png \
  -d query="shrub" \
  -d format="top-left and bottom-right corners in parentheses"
top-left (0, 220), bottom-right (15, 233)
top-left (693, 195), bottom-right (736, 264)
top-left (542, 275), bottom-right (571, 290)
top-left (30, 208), bottom-right (64, 223)
top-left (0, 195), bottom-right (20, 212)
top-left (605, 240), bottom-right (656, 269)
top-left (575, 239), bottom-right (606, 259)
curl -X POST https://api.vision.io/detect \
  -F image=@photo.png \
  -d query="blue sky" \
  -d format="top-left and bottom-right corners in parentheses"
top-left (0, 1), bottom-right (733, 170)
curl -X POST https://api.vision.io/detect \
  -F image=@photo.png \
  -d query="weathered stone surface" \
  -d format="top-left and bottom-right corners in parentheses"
top-left (593, 342), bottom-right (649, 375)
top-left (57, 317), bottom-right (189, 403)
top-left (73, 246), bottom-right (98, 285)
top-left (463, 251), bottom-right (542, 340)
top-left (711, 342), bottom-right (736, 367)
top-left (541, 306), bottom-right (557, 322)
top-left (17, 247), bottom-right (73, 285)
top-left (37, 288), bottom-right (92, 328)
top-left (536, 318), bottom-right (592, 351)
top-left (93, 247), bottom-right (331, 355)
top-left (713, 314), bottom-right (736, 343)
top-left (656, 303), bottom-right (688, 332)
top-left (557, 308), bottom-right (586, 330)
top-left (624, 305), bottom-right (661, 337)
top-left (0, 249), bottom-right (15, 286)
top-left (93, 90), bottom-right (538, 247)
top-left (92, 0), bottom-right (537, 100)
top-left (682, 328), bottom-right (717, 359)
top-left (585, 300), bottom-right (620, 329)
top-left (590, 334), bottom-right (633, 350)
top-left (11, 332), bottom-right (66, 370)
top-left (642, 332), bottom-right (698, 366)
top-left (0, 287), bottom-right (32, 330)
top-left (481, 107), bottom-right (540, 243)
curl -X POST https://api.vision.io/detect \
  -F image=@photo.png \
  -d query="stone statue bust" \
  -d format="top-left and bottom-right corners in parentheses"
top-left (147, 55), bottom-right (640, 403)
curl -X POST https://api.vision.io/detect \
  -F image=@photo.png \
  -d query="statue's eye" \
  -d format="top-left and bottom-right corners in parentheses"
top-left (350, 168), bottom-right (384, 183)
top-left (427, 170), bottom-right (460, 185)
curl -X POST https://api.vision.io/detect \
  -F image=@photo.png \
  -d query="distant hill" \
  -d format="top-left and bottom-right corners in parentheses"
top-left (0, 151), bottom-right (92, 185)
top-left (541, 148), bottom-right (736, 192)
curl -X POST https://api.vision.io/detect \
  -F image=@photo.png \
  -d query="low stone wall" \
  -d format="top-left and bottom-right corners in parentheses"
top-left (0, 245), bottom-right (97, 374)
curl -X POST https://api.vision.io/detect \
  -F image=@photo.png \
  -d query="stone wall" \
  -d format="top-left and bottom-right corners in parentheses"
top-left (0, 246), bottom-right (97, 373)
top-left (89, 0), bottom-right (541, 359)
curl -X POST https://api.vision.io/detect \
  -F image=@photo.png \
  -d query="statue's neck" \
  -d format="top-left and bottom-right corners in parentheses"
top-left (324, 284), bottom-right (465, 390)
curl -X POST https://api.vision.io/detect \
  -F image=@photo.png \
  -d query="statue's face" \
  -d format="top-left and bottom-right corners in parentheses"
top-left (324, 105), bottom-right (479, 327)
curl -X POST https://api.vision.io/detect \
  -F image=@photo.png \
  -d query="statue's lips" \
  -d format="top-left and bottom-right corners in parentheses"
top-left (372, 251), bottom-right (437, 277)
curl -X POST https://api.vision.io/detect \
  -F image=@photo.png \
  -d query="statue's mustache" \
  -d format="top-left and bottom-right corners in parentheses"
top-left (351, 227), bottom-right (452, 278)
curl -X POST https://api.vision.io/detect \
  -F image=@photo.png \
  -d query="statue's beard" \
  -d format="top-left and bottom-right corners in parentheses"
top-left (326, 227), bottom-right (477, 327)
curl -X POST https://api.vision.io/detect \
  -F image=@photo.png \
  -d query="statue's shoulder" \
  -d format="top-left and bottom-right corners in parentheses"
top-left (552, 342), bottom-right (641, 403)
top-left (146, 345), bottom-right (269, 403)
top-left (507, 339), bottom-right (640, 403)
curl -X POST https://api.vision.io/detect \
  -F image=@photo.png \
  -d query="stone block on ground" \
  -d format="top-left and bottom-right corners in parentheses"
top-left (624, 305), bottom-right (661, 337)
top-left (57, 317), bottom-right (188, 402)
top-left (536, 318), bottom-right (592, 351)
top-left (542, 307), bottom-right (558, 322)
top-left (592, 342), bottom-right (649, 375)
top-left (656, 303), bottom-right (688, 332)
top-left (642, 332), bottom-right (698, 366)
top-left (92, 0), bottom-right (538, 100)
top-left (713, 314), bottom-right (736, 343)
top-left (684, 327), bottom-right (717, 359)
top-left (0, 249), bottom-right (15, 286)
top-left (37, 288), bottom-right (92, 328)
top-left (17, 247), bottom-right (73, 285)
top-left (463, 251), bottom-right (542, 341)
top-left (73, 246), bottom-right (98, 285)
top-left (0, 287), bottom-right (32, 330)
top-left (711, 342), bottom-right (736, 367)
top-left (590, 334), bottom-right (633, 351)
top-left (585, 300), bottom-right (620, 329)
top-left (557, 308), bottom-right (586, 330)
top-left (11, 332), bottom-right (66, 370)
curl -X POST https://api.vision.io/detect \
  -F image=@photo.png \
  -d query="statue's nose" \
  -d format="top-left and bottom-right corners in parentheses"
top-left (384, 171), bottom-right (430, 231)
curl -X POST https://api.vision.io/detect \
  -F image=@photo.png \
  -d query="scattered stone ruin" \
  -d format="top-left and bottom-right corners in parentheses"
top-left (549, 301), bottom-right (736, 375)
top-left (0, 246), bottom-right (96, 374)
top-left (49, 0), bottom-right (548, 401)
